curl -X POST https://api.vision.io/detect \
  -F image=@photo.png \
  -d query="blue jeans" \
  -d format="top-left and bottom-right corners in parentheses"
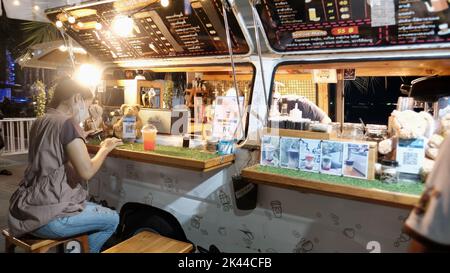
top-left (32, 202), bottom-right (119, 253)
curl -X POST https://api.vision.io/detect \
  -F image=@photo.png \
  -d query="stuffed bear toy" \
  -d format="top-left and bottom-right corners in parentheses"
top-left (113, 104), bottom-right (143, 139)
top-left (420, 113), bottom-right (450, 178)
top-left (379, 110), bottom-right (434, 154)
top-left (440, 113), bottom-right (450, 138)
top-left (378, 110), bottom-right (446, 181)
top-left (84, 104), bottom-right (105, 134)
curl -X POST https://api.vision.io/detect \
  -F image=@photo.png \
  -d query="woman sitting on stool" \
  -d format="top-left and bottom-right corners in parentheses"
top-left (8, 77), bottom-right (123, 253)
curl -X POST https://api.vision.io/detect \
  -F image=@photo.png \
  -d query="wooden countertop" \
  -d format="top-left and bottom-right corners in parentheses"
top-left (86, 143), bottom-right (234, 172)
top-left (242, 165), bottom-right (422, 209)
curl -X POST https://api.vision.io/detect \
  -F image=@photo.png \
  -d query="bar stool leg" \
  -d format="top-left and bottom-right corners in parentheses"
top-left (57, 243), bottom-right (66, 253)
top-left (79, 235), bottom-right (90, 253)
top-left (4, 238), bottom-right (15, 253)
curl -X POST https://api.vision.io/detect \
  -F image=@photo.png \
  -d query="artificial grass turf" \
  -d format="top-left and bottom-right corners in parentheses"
top-left (88, 140), bottom-right (219, 161)
top-left (254, 165), bottom-right (425, 196)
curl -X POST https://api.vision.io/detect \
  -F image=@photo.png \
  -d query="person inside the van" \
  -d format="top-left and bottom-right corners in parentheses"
top-left (404, 136), bottom-right (450, 252)
top-left (275, 95), bottom-right (332, 123)
top-left (295, 97), bottom-right (332, 123)
top-left (272, 85), bottom-right (332, 123)
top-left (8, 77), bottom-right (123, 253)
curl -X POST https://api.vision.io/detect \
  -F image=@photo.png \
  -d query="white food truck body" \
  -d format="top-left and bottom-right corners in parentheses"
top-left (15, 0), bottom-right (450, 252)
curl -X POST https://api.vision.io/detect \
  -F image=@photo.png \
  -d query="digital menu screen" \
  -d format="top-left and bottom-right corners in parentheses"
top-left (46, 0), bottom-right (249, 62)
top-left (255, 0), bottom-right (450, 53)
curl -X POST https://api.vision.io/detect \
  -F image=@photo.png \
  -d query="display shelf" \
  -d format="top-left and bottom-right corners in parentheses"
top-left (263, 127), bottom-right (337, 140)
top-left (262, 128), bottom-right (378, 179)
top-left (86, 143), bottom-right (234, 172)
top-left (242, 165), bottom-right (424, 209)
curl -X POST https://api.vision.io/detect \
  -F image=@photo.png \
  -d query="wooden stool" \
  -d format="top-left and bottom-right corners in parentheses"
top-left (102, 231), bottom-right (193, 253)
top-left (2, 229), bottom-right (89, 253)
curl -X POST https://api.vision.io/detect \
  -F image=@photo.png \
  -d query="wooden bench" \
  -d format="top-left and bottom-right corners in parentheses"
top-left (2, 229), bottom-right (89, 253)
top-left (102, 231), bottom-right (193, 253)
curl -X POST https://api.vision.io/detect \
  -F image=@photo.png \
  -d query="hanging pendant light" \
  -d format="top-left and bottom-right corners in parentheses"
top-left (112, 15), bottom-right (134, 37)
top-left (161, 0), bottom-right (170, 8)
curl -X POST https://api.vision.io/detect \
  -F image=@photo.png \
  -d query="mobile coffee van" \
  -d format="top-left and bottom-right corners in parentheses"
top-left (28, 0), bottom-right (450, 252)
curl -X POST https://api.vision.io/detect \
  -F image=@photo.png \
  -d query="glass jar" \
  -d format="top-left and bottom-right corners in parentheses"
top-left (299, 118), bottom-right (311, 131)
top-left (365, 124), bottom-right (388, 142)
top-left (206, 137), bottom-right (219, 153)
top-left (279, 116), bottom-right (288, 129)
top-left (331, 122), bottom-right (341, 137)
top-left (183, 134), bottom-right (190, 148)
top-left (190, 135), bottom-right (206, 150)
top-left (380, 160), bottom-right (399, 183)
top-left (342, 123), bottom-right (365, 140)
top-left (280, 103), bottom-right (289, 116)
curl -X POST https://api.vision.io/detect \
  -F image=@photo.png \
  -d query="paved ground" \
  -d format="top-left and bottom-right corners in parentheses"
top-left (0, 154), bottom-right (27, 253)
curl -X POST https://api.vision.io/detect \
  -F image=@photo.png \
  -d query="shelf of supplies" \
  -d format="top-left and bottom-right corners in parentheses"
top-left (86, 143), bottom-right (234, 172)
top-left (241, 165), bottom-right (423, 209)
top-left (263, 127), bottom-right (337, 140)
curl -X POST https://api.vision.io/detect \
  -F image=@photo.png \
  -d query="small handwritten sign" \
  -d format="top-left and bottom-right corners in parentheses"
top-left (313, 69), bottom-right (338, 84)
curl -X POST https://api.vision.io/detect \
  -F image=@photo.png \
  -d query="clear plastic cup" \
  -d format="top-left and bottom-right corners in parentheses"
top-left (142, 123), bottom-right (157, 151)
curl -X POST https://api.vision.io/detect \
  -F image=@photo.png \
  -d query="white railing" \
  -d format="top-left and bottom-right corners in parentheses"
top-left (0, 118), bottom-right (36, 155)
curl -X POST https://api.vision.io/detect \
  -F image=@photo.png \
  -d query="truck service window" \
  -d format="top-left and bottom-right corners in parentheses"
top-left (102, 64), bottom-right (255, 139)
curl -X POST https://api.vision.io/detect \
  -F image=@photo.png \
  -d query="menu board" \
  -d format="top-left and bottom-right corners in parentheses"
top-left (256, 0), bottom-right (450, 53)
top-left (46, 0), bottom-right (249, 62)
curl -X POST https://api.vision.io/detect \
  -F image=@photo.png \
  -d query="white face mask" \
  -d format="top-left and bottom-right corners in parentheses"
top-left (74, 97), bottom-right (89, 125)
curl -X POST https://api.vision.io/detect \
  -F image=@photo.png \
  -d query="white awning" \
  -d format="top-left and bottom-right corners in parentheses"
top-left (17, 39), bottom-right (91, 69)
top-left (1, 0), bottom-right (82, 22)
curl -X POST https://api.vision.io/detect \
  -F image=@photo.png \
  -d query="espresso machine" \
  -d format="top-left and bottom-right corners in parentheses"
top-left (400, 75), bottom-right (450, 117)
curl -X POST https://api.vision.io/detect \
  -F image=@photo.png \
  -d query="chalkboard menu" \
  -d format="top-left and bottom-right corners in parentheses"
top-left (256, 0), bottom-right (450, 53)
top-left (46, 0), bottom-right (249, 62)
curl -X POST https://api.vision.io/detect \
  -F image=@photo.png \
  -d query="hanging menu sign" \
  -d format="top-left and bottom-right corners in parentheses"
top-left (45, 0), bottom-right (249, 62)
top-left (256, 0), bottom-right (450, 53)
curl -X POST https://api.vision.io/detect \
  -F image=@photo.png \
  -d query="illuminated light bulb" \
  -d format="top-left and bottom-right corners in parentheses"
top-left (75, 64), bottom-right (102, 87)
top-left (161, 0), bottom-right (170, 7)
top-left (95, 22), bottom-right (103, 30)
top-left (59, 45), bottom-right (67, 52)
top-left (68, 16), bottom-right (76, 24)
top-left (33, 5), bottom-right (40, 11)
top-left (112, 15), bottom-right (134, 37)
top-left (13, 0), bottom-right (20, 6)
top-left (56, 20), bottom-right (63, 28)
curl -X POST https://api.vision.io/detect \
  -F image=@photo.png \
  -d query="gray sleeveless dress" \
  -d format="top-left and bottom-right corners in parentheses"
top-left (8, 108), bottom-right (88, 237)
